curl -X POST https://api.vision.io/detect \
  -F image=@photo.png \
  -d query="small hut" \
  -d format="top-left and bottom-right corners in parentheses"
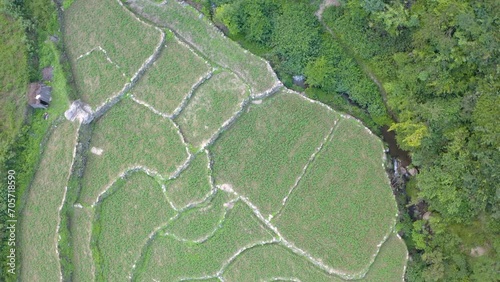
top-left (28, 82), bottom-right (52, 109)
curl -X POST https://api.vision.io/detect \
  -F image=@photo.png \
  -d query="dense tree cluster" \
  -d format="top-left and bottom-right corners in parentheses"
top-left (201, 0), bottom-right (499, 280)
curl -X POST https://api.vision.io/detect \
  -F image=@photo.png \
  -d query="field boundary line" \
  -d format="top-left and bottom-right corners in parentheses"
top-left (170, 69), bottom-right (215, 119)
top-left (351, 225), bottom-right (398, 279)
top-left (133, 0), bottom-right (280, 95)
top-left (130, 94), bottom-right (171, 118)
top-left (169, 150), bottom-right (216, 210)
top-left (398, 233), bottom-right (409, 281)
top-left (76, 46), bottom-right (127, 77)
top-left (92, 29), bottom-right (165, 118)
top-left (265, 277), bottom-right (301, 282)
top-left (271, 118), bottom-right (342, 221)
top-left (129, 185), bottom-right (220, 280)
top-left (91, 165), bottom-right (168, 207)
top-left (89, 169), bottom-right (179, 281)
top-left (238, 195), bottom-right (359, 280)
top-left (163, 195), bottom-right (239, 244)
top-left (215, 239), bottom-right (280, 280)
top-left (115, 0), bottom-right (160, 30)
top-left (129, 158), bottom-right (220, 280)
top-left (198, 84), bottom-right (282, 152)
top-left (129, 213), bottom-right (180, 280)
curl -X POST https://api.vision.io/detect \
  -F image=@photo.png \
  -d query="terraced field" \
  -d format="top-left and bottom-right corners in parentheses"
top-left (19, 121), bottom-right (78, 281)
top-left (18, 0), bottom-right (407, 280)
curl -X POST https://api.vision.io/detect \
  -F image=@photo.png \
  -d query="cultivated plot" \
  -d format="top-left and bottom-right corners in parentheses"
top-left (79, 98), bottom-right (188, 205)
top-left (166, 150), bottom-right (213, 209)
top-left (211, 90), bottom-right (339, 217)
top-left (175, 70), bottom-right (248, 148)
top-left (223, 243), bottom-right (339, 282)
top-left (132, 31), bottom-right (211, 116)
top-left (72, 50), bottom-right (127, 109)
top-left (94, 172), bottom-right (175, 281)
top-left (128, 0), bottom-right (278, 94)
top-left (64, 0), bottom-right (160, 76)
top-left (363, 232), bottom-right (408, 282)
top-left (71, 207), bottom-right (95, 282)
top-left (19, 121), bottom-right (78, 281)
top-left (164, 189), bottom-right (236, 242)
top-left (273, 117), bottom-right (396, 275)
top-left (135, 201), bottom-right (275, 281)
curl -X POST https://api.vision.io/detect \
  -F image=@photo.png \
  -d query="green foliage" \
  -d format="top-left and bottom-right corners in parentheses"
top-left (271, 3), bottom-right (321, 75)
top-left (132, 32), bottom-right (211, 115)
top-left (315, 0), bottom-right (499, 280)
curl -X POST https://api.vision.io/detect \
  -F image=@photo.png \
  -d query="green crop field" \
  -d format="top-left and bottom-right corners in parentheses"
top-left (19, 121), bottom-right (78, 281)
top-left (71, 207), bottom-right (96, 282)
top-left (363, 233), bottom-right (408, 282)
top-left (94, 171), bottom-right (175, 281)
top-left (72, 50), bottom-right (127, 109)
top-left (175, 70), bottom-right (248, 148)
top-left (134, 201), bottom-right (275, 281)
top-left (273, 117), bottom-right (397, 275)
top-left (64, 0), bottom-right (160, 76)
top-left (79, 98), bottom-right (188, 205)
top-left (132, 31), bottom-right (211, 116)
top-left (223, 243), bottom-right (338, 281)
top-left (165, 150), bottom-right (213, 209)
top-left (211, 90), bottom-right (339, 217)
top-left (164, 189), bottom-right (236, 242)
top-left (128, 0), bottom-right (278, 94)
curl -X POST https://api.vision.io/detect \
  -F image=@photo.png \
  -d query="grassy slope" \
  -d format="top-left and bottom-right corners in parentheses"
top-left (18, 121), bottom-right (77, 281)
top-left (0, 13), bottom-right (28, 157)
top-left (211, 90), bottom-right (339, 217)
top-left (64, 0), bottom-right (160, 75)
top-left (176, 70), bottom-right (248, 148)
top-left (95, 172), bottom-right (175, 281)
top-left (132, 31), bottom-right (211, 115)
top-left (135, 201), bottom-right (275, 281)
top-left (79, 98), bottom-right (187, 205)
top-left (128, 0), bottom-right (277, 94)
top-left (273, 117), bottom-right (396, 275)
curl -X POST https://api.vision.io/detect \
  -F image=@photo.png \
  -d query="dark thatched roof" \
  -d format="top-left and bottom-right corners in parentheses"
top-left (28, 82), bottom-right (52, 108)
